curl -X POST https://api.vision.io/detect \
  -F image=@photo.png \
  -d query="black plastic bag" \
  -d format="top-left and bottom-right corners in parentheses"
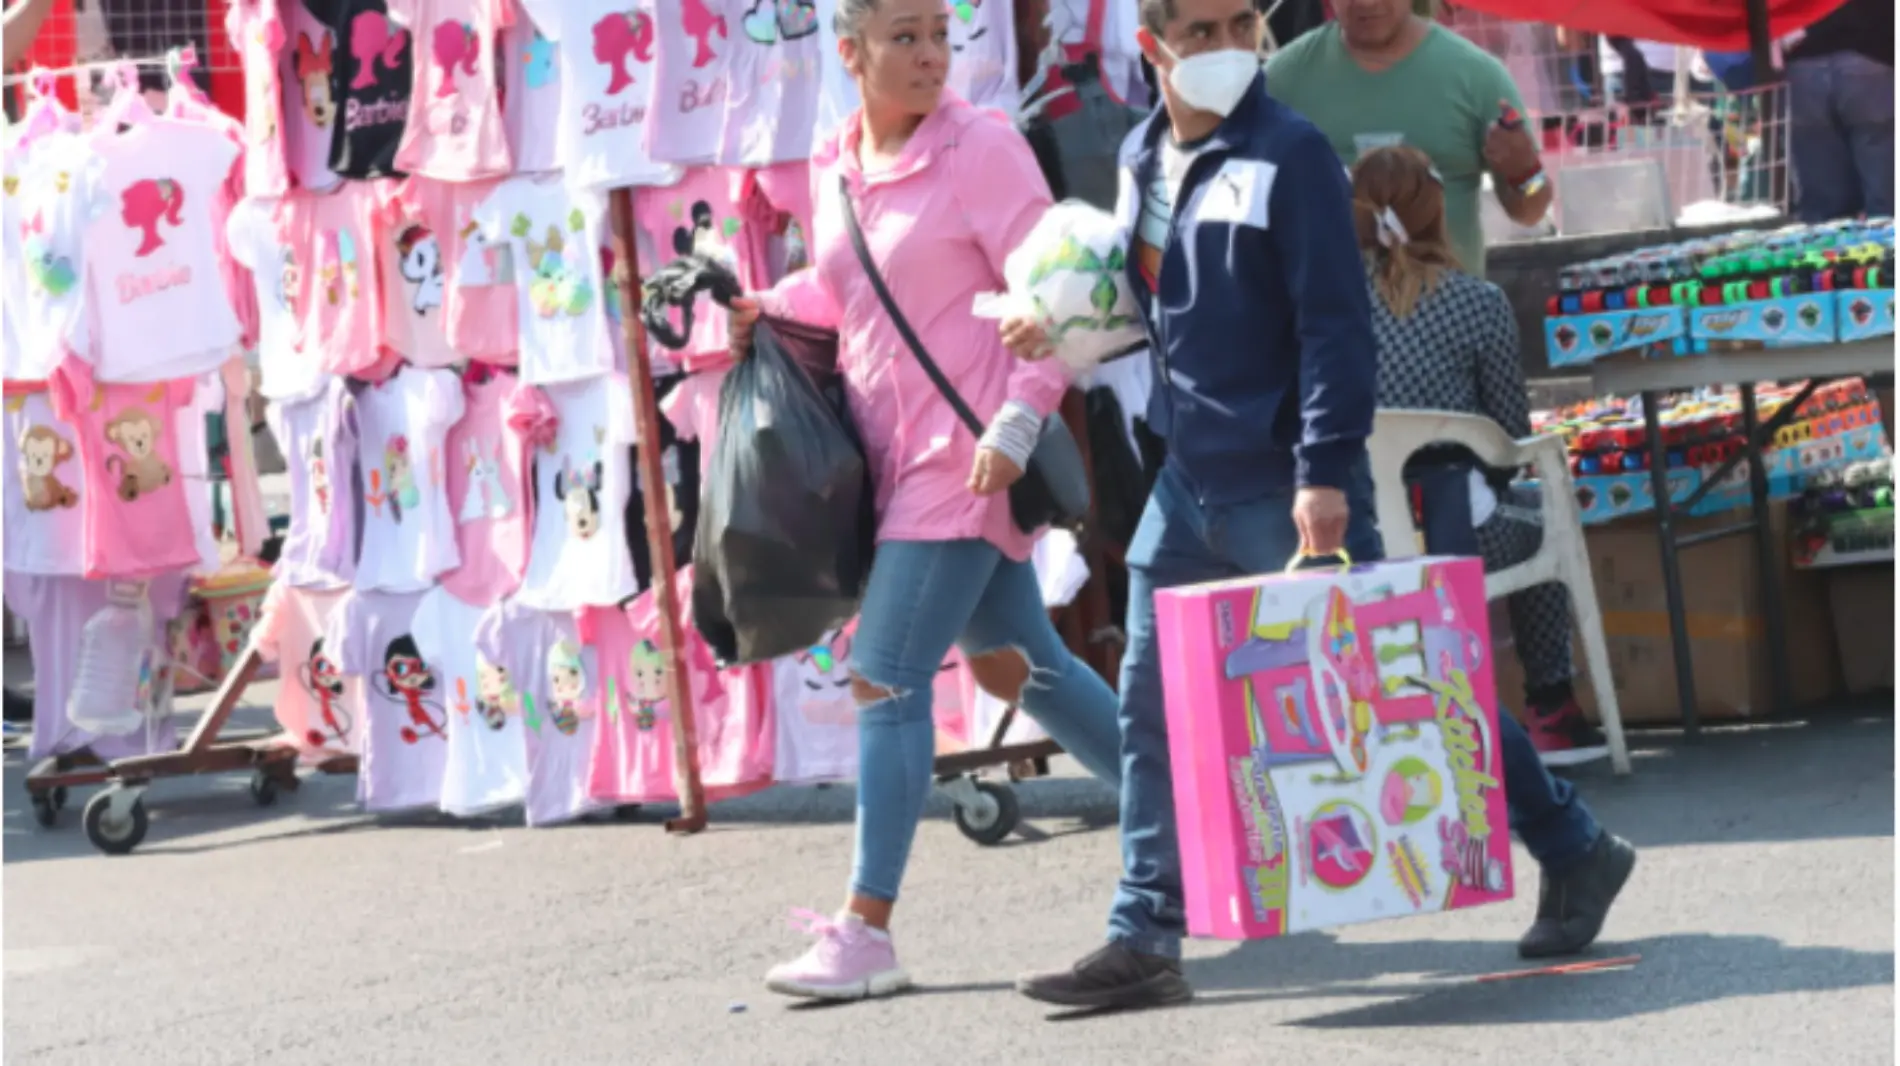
top-left (692, 317), bottom-right (875, 666)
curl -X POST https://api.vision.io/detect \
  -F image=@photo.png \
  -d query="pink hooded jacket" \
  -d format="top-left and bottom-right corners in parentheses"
top-left (758, 94), bottom-right (1064, 564)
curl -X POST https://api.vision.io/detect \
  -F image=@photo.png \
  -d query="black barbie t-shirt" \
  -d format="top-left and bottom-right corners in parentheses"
top-left (306, 0), bottom-right (412, 179)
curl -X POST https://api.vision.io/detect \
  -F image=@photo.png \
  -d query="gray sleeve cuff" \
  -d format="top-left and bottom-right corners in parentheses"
top-left (978, 399), bottom-right (1043, 470)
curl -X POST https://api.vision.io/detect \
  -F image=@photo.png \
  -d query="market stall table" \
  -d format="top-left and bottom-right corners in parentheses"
top-left (1587, 337), bottom-right (1893, 731)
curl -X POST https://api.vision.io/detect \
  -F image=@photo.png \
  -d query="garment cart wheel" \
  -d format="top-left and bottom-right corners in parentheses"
top-left (249, 771), bottom-right (279, 807)
top-left (83, 789), bottom-right (148, 856)
top-left (613, 804), bottom-right (643, 821)
top-left (953, 780), bottom-right (1019, 846)
top-left (29, 791), bottom-right (57, 828)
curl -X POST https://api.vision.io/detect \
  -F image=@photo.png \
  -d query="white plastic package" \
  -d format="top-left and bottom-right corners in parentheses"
top-left (974, 201), bottom-right (1145, 375)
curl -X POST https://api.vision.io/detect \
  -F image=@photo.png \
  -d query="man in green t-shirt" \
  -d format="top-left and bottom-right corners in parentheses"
top-left (1264, 0), bottom-right (1554, 276)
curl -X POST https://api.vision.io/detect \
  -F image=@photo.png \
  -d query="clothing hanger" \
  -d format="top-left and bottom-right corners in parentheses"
top-left (13, 69), bottom-right (77, 148)
top-left (94, 60), bottom-right (156, 134)
top-left (164, 46), bottom-right (215, 119)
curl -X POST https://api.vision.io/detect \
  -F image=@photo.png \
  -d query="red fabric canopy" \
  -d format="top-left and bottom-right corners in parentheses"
top-left (1445, 0), bottom-right (1848, 51)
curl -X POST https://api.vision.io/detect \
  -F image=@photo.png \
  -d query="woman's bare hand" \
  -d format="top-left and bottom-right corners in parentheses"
top-left (999, 315), bottom-right (1052, 360)
top-left (729, 295), bottom-right (762, 359)
top-left (968, 447), bottom-right (1025, 496)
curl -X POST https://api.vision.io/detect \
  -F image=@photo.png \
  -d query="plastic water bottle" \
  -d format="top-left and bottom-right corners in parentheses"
top-left (67, 580), bottom-right (153, 736)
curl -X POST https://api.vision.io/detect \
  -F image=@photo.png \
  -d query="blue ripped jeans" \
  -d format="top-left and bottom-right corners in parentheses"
top-left (1110, 460), bottom-right (1599, 959)
top-left (848, 539), bottom-right (1124, 903)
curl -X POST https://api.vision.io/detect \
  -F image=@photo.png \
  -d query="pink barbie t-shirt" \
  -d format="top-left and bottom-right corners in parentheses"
top-left (643, 0), bottom-right (733, 165)
top-left (390, 0), bottom-right (513, 180)
top-left (439, 369), bottom-right (530, 608)
top-left (519, 0), bottom-right (677, 189)
top-left (47, 359), bottom-right (201, 579)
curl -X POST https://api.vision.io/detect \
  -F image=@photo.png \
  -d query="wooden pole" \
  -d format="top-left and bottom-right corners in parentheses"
top-left (607, 186), bottom-right (707, 835)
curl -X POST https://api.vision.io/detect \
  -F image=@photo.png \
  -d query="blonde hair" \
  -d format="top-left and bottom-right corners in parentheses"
top-left (1351, 146), bottom-right (1462, 319)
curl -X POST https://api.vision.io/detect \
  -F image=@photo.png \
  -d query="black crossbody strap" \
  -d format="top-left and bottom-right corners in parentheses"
top-left (836, 176), bottom-right (986, 437)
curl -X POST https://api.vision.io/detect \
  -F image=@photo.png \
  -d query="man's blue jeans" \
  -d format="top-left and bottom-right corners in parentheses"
top-left (1107, 462), bottom-right (1601, 959)
top-left (1788, 51), bottom-right (1896, 222)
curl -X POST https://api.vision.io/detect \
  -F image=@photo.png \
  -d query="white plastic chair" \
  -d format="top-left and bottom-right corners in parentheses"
top-left (1368, 409), bottom-right (1632, 775)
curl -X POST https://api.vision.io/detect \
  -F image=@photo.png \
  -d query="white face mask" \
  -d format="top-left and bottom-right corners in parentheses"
top-left (1160, 43), bottom-right (1259, 118)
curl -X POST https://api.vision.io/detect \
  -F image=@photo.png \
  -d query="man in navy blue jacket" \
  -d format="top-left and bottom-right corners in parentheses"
top-left (1013, 0), bottom-right (1387, 1011)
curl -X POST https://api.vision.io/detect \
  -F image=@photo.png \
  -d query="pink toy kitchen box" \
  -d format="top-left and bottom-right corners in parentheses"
top-left (1155, 557), bottom-right (1514, 940)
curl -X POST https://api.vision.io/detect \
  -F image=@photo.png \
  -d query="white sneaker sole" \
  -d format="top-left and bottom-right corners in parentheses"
top-left (1540, 743), bottom-right (1611, 768)
top-left (766, 967), bottom-right (913, 1001)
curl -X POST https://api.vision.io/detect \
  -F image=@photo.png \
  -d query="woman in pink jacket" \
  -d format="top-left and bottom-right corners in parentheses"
top-left (729, 0), bottom-right (1124, 1002)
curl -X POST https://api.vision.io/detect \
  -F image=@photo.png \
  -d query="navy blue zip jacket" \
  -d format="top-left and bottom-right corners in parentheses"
top-left (1115, 73), bottom-right (1376, 502)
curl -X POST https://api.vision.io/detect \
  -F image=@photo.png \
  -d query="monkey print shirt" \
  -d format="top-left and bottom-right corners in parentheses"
top-left (389, 0), bottom-right (513, 181)
top-left (504, 373), bottom-right (639, 611)
top-left (47, 359), bottom-right (200, 579)
top-left (4, 390), bottom-right (87, 576)
top-left (412, 586), bottom-right (528, 815)
top-left (439, 370), bottom-right (530, 608)
top-left (79, 120), bottom-right (243, 382)
top-left (499, 7), bottom-right (563, 174)
top-left (310, 0), bottom-right (415, 179)
top-left (353, 366), bottom-right (465, 593)
top-left (716, 0), bottom-right (821, 165)
top-left (251, 583), bottom-right (361, 759)
top-left (264, 377), bottom-right (360, 590)
top-left (282, 2), bottom-right (345, 191)
top-left (475, 598), bottom-right (605, 826)
top-left (518, 0), bottom-right (678, 189)
top-left (227, 0), bottom-right (292, 197)
top-left (322, 589), bottom-right (447, 811)
top-left (643, 0), bottom-right (733, 165)
top-left (471, 176), bottom-right (616, 384)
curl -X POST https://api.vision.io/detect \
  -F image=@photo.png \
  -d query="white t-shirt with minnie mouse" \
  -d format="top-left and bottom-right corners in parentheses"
top-left (505, 372), bottom-right (639, 611)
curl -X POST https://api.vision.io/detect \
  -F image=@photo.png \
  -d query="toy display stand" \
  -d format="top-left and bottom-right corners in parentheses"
top-left (1586, 336), bottom-right (1894, 733)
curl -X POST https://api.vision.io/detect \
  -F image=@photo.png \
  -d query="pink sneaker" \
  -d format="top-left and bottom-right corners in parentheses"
top-left (765, 910), bottom-right (912, 1001)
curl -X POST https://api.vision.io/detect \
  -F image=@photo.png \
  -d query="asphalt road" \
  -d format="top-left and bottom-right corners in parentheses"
top-left (3, 698), bottom-right (1893, 1066)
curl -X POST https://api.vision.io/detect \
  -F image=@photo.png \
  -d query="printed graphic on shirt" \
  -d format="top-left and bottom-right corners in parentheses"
top-left (17, 424), bottom-right (79, 511)
top-left (669, 198), bottom-right (741, 268)
top-left (553, 449), bottom-right (605, 539)
top-left (619, 638), bottom-right (667, 730)
top-left (430, 19), bottom-right (479, 98)
top-left (793, 628), bottom-right (854, 726)
top-left (103, 404), bottom-right (174, 502)
top-left (376, 633), bottom-right (445, 743)
top-left (349, 11), bottom-right (410, 92)
top-left (320, 229), bottom-right (363, 305)
top-left (456, 437), bottom-right (514, 523)
top-left (395, 223), bottom-right (445, 314)
top-left (456, 215), bottom-right (514, 286)
top-left (523, 29), bottom-right (556, 87)
top-left (514, 211), bottom-right (596, 317)
top-left (593, 10), bottom-right (655, 95)
top-left (121, 179), bottom-right (185, 258)
top-left (300, 636), bottom-right (355, 747)
top-left (371, 434), bottom-right (425, 522)
top-left (306, 436), bottom-right (332, 514)
top-left (545, 638), bottom-right (587, 735)
top-left (471, 654), bottom-right (517, 728)
top-left (296, 32), bottom-right (339, 126)
top-left (275, 246), bottom-right (298, 314)
top-left (24, 233), bottom-right (78, 297)
top-left (681, 0), bottom-right (729, 67)
top-left (949, 0), bottom-right (988, 53)
top-left (740, 0), bottom-right (816, 43)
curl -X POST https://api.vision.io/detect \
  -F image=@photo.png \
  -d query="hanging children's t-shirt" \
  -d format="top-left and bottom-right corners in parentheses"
top-left (499, 8), bottom-right (562, 174)
top-left (283, 3), bottom-right (345, 191)
top-left (399, 177), bottom-right (518, 364)
top-left (658, 365), bottom-right (724, 480)
top-left (6, 131), bottom-right (98, 382)
top-left (310, 0), bottom-right (415, 179)
top-left (353, 366), bottom-right (465, 593)
top-left (228, 0), bottom-right (292, 196)
top-left (440, 369), bottom-right (530, 608)
top-left (475, 598), bottom-right (605, 825)
top-left (412, 586), bottom-right (528, 815)
top-left (471, 176), bottom-right (615, 384)
top-left (945, 0), bottom-right (1019, 116)
top-left (323, 588), bottom-right (449, 811)
top-left (645, 0), bottom-right (734, 165)
top-left (47, 359), bottom-right (201, 580)
top-left (4, 390), bottom-right (87, 576)
top-left (226, 196), bottom-right (324, 402)
top-left (671, 565), bottom-right (775, 793)
top-left (631, 168), bottom-right (762, 369)
top-left (518, 0), bottom-right (679, 189)
top-left (173, 373), bottom-right (226, 575)
top-left (716, 0), bottom-right (820, 165)
top-left (79, 119), bottom-right (242, 382)
top-left (813, 0), bottom-right (859, 141)
top-left (278, 183), bottom-right (400, 379)
top-left (265, 377), bottom-right (360, 589)
top-left (377, 192), bottom-right (458, 367)
top-left (251, 583), bottom-right (362, 758)
top-left (770, 622), bottom-right (858, 785)
top-left (505, 373), bottom-right (639, 610)
top-left (390, 0), bottom-right (513, 180)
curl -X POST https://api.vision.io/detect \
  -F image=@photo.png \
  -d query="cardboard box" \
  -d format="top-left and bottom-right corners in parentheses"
top-left (1490, 502), bottom-right (1840, 725)
top-left (1825, 566), bottom-right (1895, 694)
